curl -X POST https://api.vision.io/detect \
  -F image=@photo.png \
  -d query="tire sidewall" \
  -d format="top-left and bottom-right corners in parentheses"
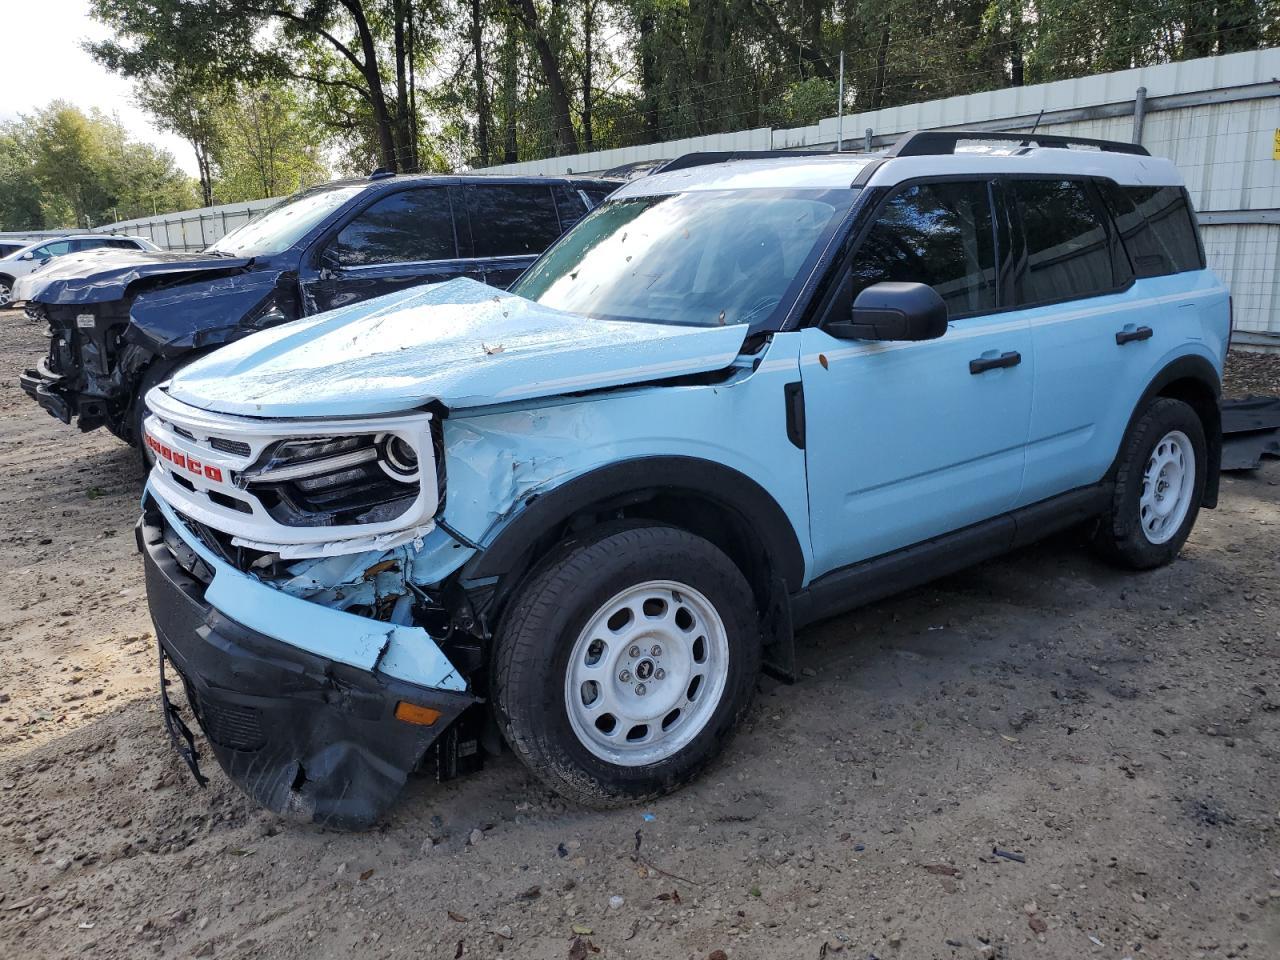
top-left (495, 527), bottom-right (760, 802)
top-left (1112, 399), bottom-right (1207, 566)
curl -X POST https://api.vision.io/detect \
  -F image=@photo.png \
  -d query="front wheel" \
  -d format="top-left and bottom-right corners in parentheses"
top-left (1093, 397), bottom-right (1207, 569)
top-left (491, 524), bottom-right (761, 807)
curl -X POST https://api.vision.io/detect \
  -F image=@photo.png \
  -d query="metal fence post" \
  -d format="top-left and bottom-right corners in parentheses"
top-left (836, 51), bottom-right (845, 152)
top-left (864, 128), bottom-right (874, 152)
top-left (1132, 86), bottom-right (1147, 145)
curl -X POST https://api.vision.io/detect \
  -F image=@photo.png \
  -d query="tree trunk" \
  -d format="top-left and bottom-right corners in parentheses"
top-left (501, 26), bottom-right (519, 163)
top-left (510, 0), bottom-right (579, 155)
top-left (582, 0), bottom-right (594, 151)
top-left (342, 0), bottom-right (399, 170)
top-left (472, 0), bottom-right (491, 165)
top-left (639, 12), bottom-right (658, 140)
top-left (871, 17), bottom-right (891, 110)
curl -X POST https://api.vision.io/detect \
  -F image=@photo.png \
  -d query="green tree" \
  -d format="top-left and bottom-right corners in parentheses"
top-left (0, 102), bottom-right (197, 230)
top-left (213, 86), bottom-right (330, 201)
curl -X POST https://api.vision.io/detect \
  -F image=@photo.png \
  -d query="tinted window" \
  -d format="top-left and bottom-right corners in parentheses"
top-left (73, 238), bottom-right (108, 251)
top-left (105, 238), bottom-right (138, 249)
top-left (469, 184), bottom-right (562, 257)
top-left (554, 186), bottom-right (591, 231)
top-left (1012, 179), bottom-right (1120, 305)
top-left (33, 240), bottom-right (73, 258)
top-left (331, 188), bottom-right (457, 266)
top-left (1101, 184), bottom-right (1202, 277)
top-left (849, 181), bottom-right (997, 317)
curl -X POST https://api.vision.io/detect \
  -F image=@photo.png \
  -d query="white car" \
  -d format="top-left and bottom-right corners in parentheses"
top-left (0, 235), bottom-right (159, 306)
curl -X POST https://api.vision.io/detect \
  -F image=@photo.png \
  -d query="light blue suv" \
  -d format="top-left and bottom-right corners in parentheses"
top-left (137, 130), bottom-right (1230, 827)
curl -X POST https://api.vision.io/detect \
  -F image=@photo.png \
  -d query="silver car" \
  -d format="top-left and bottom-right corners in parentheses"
top-left (0, 234), bottom-right (159, 305)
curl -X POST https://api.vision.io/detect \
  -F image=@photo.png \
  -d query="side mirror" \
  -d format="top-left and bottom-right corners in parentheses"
top-left (20, 252), bottom-right (34, 261)
top-left (827, 281), bottom-right (948, 342)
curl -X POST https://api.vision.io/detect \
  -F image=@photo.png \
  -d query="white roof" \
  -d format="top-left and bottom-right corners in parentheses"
top-left (618, 144), bottom-right (1184, 198)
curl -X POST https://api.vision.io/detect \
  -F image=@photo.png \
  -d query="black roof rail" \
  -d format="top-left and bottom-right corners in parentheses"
top-left (656, 150), bottom-right (836, 174)
top-left (886, 129), bottom-right (1149, 157)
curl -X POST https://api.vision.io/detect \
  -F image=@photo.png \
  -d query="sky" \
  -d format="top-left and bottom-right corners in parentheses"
top-left (3, 0), bottom-right (199, 176)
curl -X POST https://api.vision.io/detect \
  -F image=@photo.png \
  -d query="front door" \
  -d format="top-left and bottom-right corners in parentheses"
top-left (300, 185), bottom-right (475, 313)
top-left (801, 179), bottom-right (1033, 575)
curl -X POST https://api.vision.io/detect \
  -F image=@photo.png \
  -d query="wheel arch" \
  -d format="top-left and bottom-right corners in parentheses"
top-left (1120, 354), bottom-right (1222, 508)
top-left (459, 456), bottom-right (806, 627)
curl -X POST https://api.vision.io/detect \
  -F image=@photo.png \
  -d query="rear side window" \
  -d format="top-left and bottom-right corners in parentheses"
top-left (1011, 179), bottom-right (1122, 305)
top-left (330, 187), bottom-right (457, 266)
top-left (849, 180), bottom-right (997, 317)
top-left (1100, 184), bottom-right (1203, 277)
top-left (468, 184), bottom-right (562, 257)
top-left (105, 238), bottom-right (138, 249)
top-left (554, 185), bottom-right (591, 231)
top-left (73, 238), bottom-right (108, 251)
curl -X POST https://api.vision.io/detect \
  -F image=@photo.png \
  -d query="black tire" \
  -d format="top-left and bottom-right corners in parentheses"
top-left (491, 524), bottom-right (761, 807)
top-left (1093, 397), bottom-right (1207, 569)
top-left (0, 275), bottom-right (14, 308)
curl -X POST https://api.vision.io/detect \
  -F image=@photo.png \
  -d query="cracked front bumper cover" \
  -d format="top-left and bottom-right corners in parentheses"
top-left (139, 510), bottom-right (478, 828)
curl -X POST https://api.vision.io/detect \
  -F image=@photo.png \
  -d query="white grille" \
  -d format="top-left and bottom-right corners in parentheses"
top-left (144, 387), bottom-right (439, 559)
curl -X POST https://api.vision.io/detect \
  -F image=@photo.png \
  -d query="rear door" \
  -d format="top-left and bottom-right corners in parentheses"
top-left (1009, 177), bottom-right (1145, 503)
top-left (300, 186), bottom-right (470, 313)
top-left (461, 182), bottom-right (566, 288)
top-left (800, 178), bottom-right (1033, 574)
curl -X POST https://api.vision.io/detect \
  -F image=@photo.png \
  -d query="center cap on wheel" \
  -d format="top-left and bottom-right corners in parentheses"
top-left (635, 659), bottom-right (655, 681)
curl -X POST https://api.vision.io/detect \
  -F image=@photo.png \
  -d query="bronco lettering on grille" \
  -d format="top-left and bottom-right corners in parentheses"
top-left (145, 432), bottom-right (225, 483)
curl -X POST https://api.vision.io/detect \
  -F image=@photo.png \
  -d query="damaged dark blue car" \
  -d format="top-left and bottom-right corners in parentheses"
top-left (19, 172), bottom-right (617, 448)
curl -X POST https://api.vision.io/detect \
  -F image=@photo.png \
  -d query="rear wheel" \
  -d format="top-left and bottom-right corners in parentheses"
top-left (491, 524), bottom-right (760, 806)
top-left (0, 276), bottom-right (13, 307)
top-left (1093, 397), bottom-right (1206, 569)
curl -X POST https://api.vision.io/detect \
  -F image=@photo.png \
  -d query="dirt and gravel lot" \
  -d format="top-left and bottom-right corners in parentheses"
top-left (0, 308), bottom-right (1277, 960)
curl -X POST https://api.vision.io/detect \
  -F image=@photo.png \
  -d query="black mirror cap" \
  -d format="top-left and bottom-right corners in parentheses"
top-left (829, 281), bottom-right (948, 342)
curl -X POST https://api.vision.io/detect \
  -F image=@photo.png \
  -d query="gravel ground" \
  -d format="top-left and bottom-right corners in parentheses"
top-left (1222, 349), bottom-right (1280, 399)
top-left (0, 308), bottom-right (1277, 960)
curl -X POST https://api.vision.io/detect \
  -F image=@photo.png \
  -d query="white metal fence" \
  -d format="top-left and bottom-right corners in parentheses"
top-left (94, 48), bottom-right (1280, 339)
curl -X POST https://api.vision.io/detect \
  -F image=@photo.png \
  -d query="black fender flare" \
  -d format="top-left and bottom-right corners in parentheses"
top-left (459, 456), bottom-right (806, 591)
top-left (1117, 353), bottom-right (1222, 507)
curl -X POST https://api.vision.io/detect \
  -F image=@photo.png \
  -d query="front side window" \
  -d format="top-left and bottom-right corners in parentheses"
top-left (1012, 179), bottom-right (1122, 305)
top-left (849, 180), bottom-right (997, 317)
top-left (512, 188), bottom-right (853, 329)
top-left (329, 188), bottom-right (457, 266)
top-left (469, 185), bottom-right (562, 257)
top-left (208, 184), bottom-right (365, 257)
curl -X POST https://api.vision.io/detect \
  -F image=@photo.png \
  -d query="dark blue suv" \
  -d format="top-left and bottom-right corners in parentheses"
top-left (20, 173), bottom-right (617, 448)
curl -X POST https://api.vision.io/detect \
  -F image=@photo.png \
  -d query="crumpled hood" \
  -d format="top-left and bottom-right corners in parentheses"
top-left (22, 247), bottom-right (254, 305)
top-left (167, 277), bottom-right (749, 418)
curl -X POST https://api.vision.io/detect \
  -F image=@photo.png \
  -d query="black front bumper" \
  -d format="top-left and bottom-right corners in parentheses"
top-left (138, 511), bottom-right (478, 829)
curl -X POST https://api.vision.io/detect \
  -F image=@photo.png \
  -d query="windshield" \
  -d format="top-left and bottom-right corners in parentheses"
top-left (511, 188), bottom-right (853, 329)
top-left (207, 185), bottom-right (365, 257)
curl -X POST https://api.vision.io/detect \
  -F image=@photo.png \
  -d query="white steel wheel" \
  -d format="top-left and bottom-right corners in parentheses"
top-left (565, 579), bottom-right (730, 767)
top-left (1139, 429), bottom-right (1196, 545)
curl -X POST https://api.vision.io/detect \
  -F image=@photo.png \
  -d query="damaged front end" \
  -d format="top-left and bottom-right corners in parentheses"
top-left (20, 257), bottom-right (288, 443)
top-left (138, 391), bottom-right (487, 828)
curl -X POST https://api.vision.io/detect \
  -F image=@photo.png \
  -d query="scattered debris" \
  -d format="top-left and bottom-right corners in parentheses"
top-left (991, 847), bottom-right (1026, 863)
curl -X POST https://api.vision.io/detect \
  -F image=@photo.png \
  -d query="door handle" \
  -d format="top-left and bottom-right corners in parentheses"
top-left (969, 351), bottom-right (1022, 375)
top-left (1115, 326), bottom-right (1154, 345)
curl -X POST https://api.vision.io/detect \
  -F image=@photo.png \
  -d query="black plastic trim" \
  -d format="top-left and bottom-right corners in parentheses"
top-left (886, 129), bottom-right (1150, 157)
top-left (784, 382), bottom-right (806, 449)
top-left (791, 482), bottom-right (1112, 629)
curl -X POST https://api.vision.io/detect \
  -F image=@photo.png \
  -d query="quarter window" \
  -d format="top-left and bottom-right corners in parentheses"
top-left (849, 181), bottom-right (997, 317)
top-left (468, 184), bottom-right (562, 257)
top-left (1011, 179), bottom-right (1122, 305)
top-left (330, 188), bottom-right (457, 266)
top-left (1100, 184), bottom-right (1203, 277)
